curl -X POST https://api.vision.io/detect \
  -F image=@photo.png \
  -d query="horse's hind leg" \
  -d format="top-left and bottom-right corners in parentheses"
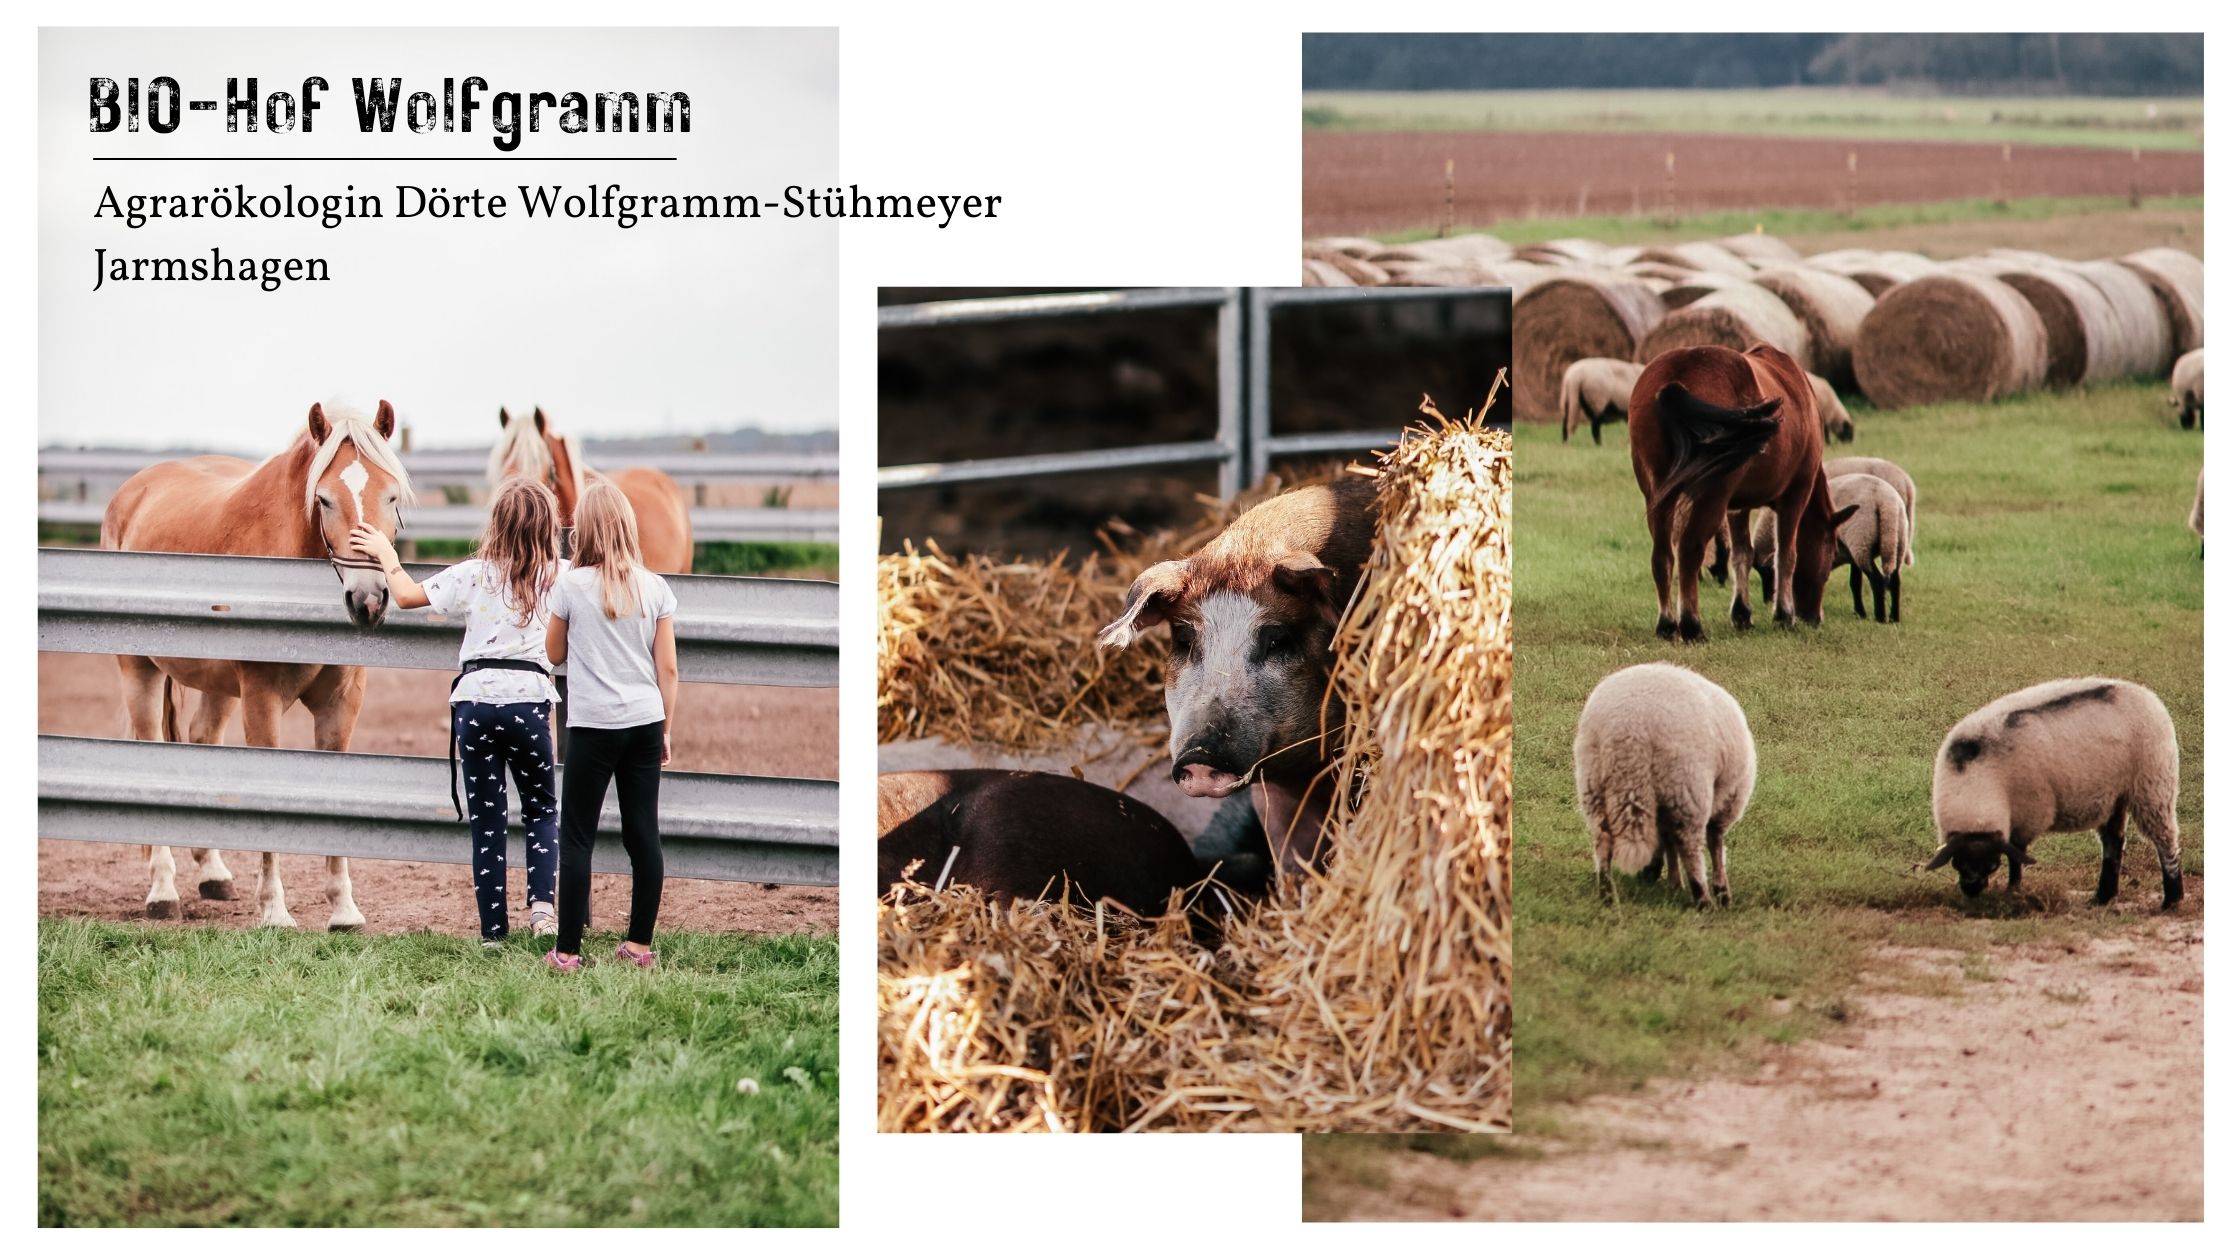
top-left (1725, 509), bottom-right (1755, 630)
top-left (306, 667), bottom-right (368, 932)
top-left (1649, 502), bottom-right (1681, 640)
top-left (1674, 502), bottom-right (1721, 642)
top-left (240, 690), bottom-right (299, 929)
top-left (185, 692), bottom-right (239, 900)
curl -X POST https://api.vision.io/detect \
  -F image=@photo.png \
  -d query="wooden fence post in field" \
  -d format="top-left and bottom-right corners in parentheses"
top-left (1442, 157), bottom-right (1455, 238)
top-left (1845, 150), bottom-right (1858, 219)
top-left (1661, 150), bottom-right (1677, 227)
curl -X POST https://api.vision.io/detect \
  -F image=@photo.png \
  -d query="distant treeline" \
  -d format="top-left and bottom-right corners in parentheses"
top-left (1303, 33), bottom-right (2204, 96)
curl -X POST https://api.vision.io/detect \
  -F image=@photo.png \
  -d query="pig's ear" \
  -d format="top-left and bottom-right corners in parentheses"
top-left (1098, 560), bottom-right (1191, 650)
top-left (1270, 552), bottom-right (1339, 619)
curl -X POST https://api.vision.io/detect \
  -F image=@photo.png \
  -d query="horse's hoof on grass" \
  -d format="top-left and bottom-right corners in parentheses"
top-left (145, 898), bottom-right (179, 920)
top-left (1730, 606), bottom-right (1752, 631)
top-left (198, 879), bottom-right (235, 901)
top-left (1654, 616), bottom-right (1679, 641)
top-left (1678, 613), bottom-right (1706, 643)
top-left (258, 912), bottom-right (300, 930)
top-left (327, 920), bottom-right (363, 934)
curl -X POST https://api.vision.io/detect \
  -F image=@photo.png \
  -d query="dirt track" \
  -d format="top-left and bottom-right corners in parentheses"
top-left (1314, 922), bottom-right (2203, 1222)
top-left (38, 652), bottom-right (837, 937)
top-left (1304, 131), bottom-right (2205, 238)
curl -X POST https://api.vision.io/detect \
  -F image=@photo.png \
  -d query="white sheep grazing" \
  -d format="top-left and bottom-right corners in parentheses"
top-left (1929, 678), bottom-right (2183, 910)
top-left (2170, 347), bottom-right (2204, 430)
top-left (1752, 474), bottom-right (1908, 622)
top-left (1808, 372), bottom-right (1855, 444)
top-left (1824, 455), bottom-right (1916, 566)
top-left (1559, 357), bottom-right (1643, 445)
top-left (1573, 662), bottom-right (1755, 908)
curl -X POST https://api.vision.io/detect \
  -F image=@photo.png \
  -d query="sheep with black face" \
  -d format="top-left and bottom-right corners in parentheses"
top-left (1928, 678), bottom-right (2184, 909)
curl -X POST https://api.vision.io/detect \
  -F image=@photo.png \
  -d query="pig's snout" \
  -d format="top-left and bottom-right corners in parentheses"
top-left (1174, 761), bottom-right (1244, 799)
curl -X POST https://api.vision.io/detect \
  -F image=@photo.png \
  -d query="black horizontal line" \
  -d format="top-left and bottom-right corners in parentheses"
top-left (94, 156), bottom-right (679, 162)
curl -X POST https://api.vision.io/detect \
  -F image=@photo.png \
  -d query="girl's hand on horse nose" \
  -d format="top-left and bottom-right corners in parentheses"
top-left (349, 525), bottom-right (390, 562)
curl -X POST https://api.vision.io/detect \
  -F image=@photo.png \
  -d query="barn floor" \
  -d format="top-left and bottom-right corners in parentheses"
top-left (38, 653), bottom-right (838, 937)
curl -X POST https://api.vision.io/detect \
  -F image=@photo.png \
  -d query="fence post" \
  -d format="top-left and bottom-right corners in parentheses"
top-left (1217, 288), bottom-right (1247, 499)
top-left (1243, 288), bottom-right (1273, 491)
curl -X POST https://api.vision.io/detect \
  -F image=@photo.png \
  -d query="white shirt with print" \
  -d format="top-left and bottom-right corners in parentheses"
top-left (421, 558), bottom-right (567, 705)
top-left (551, 565), bottom-right (677, 729)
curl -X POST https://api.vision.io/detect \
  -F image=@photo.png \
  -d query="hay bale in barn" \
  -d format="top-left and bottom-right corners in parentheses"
top-left (1993, 264), bottom-right (2131, 386)
top-left (1751, 266), bottom-right (1876, 392)
top-left (1634, 283), bottom-right (1811, 367)
top-left (1854, 272), bottom-right (2050, 408)
top-left (877, 395), bottom-right (1514, 1134)
top-left (1512, 271), bottom-right (1667, 422)
top-left (1304, 243), bottom-right (1390, 287)
top-left (1302, 258), bottom-right (1356, 287)
top-left (1635, 241), bottom-right (1755, 278)
top-left (2119, 248), bottom-right (2205, 354)
top-left (1718, 233), bottom-right (1802, 265)
top-left (1655, 270), bottom-right (1744, 310)
top-left (2067, 259), bottom-right (2176, 377)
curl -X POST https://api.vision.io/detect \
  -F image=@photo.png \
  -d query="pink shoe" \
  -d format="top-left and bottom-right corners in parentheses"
top-left (544, 949), bottom-right (587, 972)
top-left (614, 942), bottom-right (657, 969)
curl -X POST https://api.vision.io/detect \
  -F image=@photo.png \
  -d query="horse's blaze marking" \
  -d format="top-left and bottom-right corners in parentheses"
top-left (337, 458), bottom-right (369, 526)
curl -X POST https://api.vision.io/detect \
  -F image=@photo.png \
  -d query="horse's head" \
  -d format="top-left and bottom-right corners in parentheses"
top-left (494, 406), bottom-right (583, 525)
top-left (1790, 474), bottom-right (1862, 626)
top-left (307, 400), bottom-right (410, 626)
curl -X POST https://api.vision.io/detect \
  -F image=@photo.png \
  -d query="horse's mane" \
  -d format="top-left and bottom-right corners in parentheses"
top-left (304, 403), bottom-right (413, 520)
top-left (488, 412), bottom-right (553, 489)
top-left (558, 431), bottom-right (589, 504)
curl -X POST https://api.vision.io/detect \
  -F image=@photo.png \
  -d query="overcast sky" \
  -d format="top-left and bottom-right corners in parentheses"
top-left (40, 27), bottom-right (836, 451)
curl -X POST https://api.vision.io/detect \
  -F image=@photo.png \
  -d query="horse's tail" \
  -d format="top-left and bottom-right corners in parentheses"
top-left (1649, 382), bottom-right (1782, 516)
top-left (161, 676), bottom-right (183, 745)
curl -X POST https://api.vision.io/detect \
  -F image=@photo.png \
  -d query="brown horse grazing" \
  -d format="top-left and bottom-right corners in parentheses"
top-left (1629, 344), bottom-right (1856, 642)
top-left (490, 407), bottom-right (694, 573)
top-left (101, 402), bottom-right (413, 928)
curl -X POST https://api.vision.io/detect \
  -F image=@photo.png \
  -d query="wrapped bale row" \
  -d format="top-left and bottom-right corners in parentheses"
top-left (1512, 272), bottom-right (1667, 422)
top-left (1854, 272), bottom-right (2050, 408)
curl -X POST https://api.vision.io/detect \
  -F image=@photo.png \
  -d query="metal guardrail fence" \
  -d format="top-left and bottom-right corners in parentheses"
top-left (40, 736), bottom-right (838, 887)
top-left (38, 549), bottom-right (839, 688)
top-left (38, 447), bottom-right (840, 484)
top-left (35, 500), bottom-right (839, 545)
top-left (875, 285), bottom-right (1512, 498)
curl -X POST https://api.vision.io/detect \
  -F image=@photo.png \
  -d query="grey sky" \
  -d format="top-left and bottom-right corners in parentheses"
top-left (40, 27), bottom-right (836, 451)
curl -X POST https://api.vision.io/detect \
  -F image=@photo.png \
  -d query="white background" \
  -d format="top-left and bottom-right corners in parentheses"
top-left (8, 1), bottom-right (2227, 1253)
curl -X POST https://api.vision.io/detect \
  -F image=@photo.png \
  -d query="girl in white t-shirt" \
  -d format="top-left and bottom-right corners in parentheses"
top-left (543, 478), bottom-right (679, 971)
top-left (351, 478), bottom-right (566, 946)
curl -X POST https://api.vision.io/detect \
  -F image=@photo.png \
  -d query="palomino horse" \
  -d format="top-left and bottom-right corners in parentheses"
top-left (489, 407), bottom-right (694, 572)
top-left (101, 401), bottom-right (413, 929)
top-left (1629, 344), bottom-right (1856, 643)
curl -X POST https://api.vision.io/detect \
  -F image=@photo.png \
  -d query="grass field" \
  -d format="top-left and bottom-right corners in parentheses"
top-left (1378, 195), bottom-right (2204, 259)
top-left (1311, 381), bottom-right (2202, 1181)
top-left (1303, 89), bottom-right (2204, 151)
top-left (38, 919), bottom-right (838, 1226)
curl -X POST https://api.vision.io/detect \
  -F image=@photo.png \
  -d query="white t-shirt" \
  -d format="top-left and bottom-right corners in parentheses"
top-left (551, 565), bottom-right (677, 729)
top-left (421, 558), bottom-right (566, 705)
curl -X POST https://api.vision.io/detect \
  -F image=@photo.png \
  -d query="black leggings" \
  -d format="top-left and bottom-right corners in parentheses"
top-left (555, 721), bottom-right (665, 955)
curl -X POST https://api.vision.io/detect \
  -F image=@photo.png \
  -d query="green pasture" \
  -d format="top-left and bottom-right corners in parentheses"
top-left (38, 919), bottom-right (838, 1226)
top-left (1309, 380), bottom-right (2202, 1185)
top-left (1303, 88), bottom-right (2204, 151)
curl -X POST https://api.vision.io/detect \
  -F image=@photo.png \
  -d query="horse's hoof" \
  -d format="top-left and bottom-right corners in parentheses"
top-left (327, 920), bottom-right (363, 934)
top-left (259, 912), bottom-right (300, 930)
top-left (1730, 605), bottom-right (1753, 631)
top-left (1678, 613), bottom-right (1706, 643)
top-left (145, 898), bottom-right (179, 920)
top-left (1654, 616), bottom-right (1679, 641)
top-left (198, 879), bottom-right (235, 901)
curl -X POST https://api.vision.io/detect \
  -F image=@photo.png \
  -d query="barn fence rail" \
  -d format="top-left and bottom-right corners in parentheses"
top-left (37, 548), bottom-right (838, 888)
top-left (875, 285), bottom-right (1512, 497)
top-left (35, 499), bottom-right (838, 545)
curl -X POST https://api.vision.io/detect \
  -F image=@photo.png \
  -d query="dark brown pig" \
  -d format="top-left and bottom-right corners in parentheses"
top-left (877, 770), bottom-right (1209, 917)
top-left (1096, 477), bottom-right (1379, 874)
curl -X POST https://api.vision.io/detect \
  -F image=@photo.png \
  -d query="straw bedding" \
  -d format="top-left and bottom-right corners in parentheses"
top-left (877, 390), bottom-right (1514, 1134)
top-left (1854, 272), bottom-right (2050, 408)
top-left (1750, 266), bottom-right (1876, 391)
top-left (1634, 283), bottom-right (1811, 367)
top-left (2118, 247), bottom-right (2205, 354)
top-left (1513, 271), bottom-right (1667, 423)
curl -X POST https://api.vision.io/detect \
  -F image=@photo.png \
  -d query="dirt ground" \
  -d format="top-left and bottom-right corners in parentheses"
top-left (1304, 130), bottom-right (2205, 238)
top-left (1313, 921), bottom-right (2203, 1222)
top-left (38, 652), bottom-right (838, 937)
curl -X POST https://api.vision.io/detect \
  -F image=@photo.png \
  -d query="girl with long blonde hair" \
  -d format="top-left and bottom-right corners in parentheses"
top-left (542, 478), bottom-right (680, 970)
top-left (352, 477), bottom-right (567, 945)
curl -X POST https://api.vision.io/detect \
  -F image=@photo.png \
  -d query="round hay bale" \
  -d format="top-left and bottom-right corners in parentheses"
top-left (1810, 249), bottom-right (1937, 297)
top-left (1602, 245), bottom-right (1645, 268)
top-left (1366, 233), bottom-right (1512, 269)
top-left (1993, 265), bottom-right (2129, 386)
top-left (1511, 271), bottom-right (1667, 423)
top-left (1310, 236), bottom-right (1387, 260)
top-left (1750, 266), bottom-right (1876, 392)
top-left (2067, 259), bottom-right (2175, 377)
top-left (1718, 233), bottom-right (1802, 266)
top-left (1635, 241), bottom-right (1754, 278)
top-left (1634, 283), bottom-right (1811, 367)
top-left (1511, 237), bottom-right (1610, 267)
top-left (1854, 272), bottom-right (2049, 408)
top-left (1302, 258), bottom-right (1356, 287)
top-left (2118, 248), bottom-right (2205, 354)
top-left (1656, 270), bottom-right (1744, 310)
top-left (1304, 242), bottom-right (1391, 287)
